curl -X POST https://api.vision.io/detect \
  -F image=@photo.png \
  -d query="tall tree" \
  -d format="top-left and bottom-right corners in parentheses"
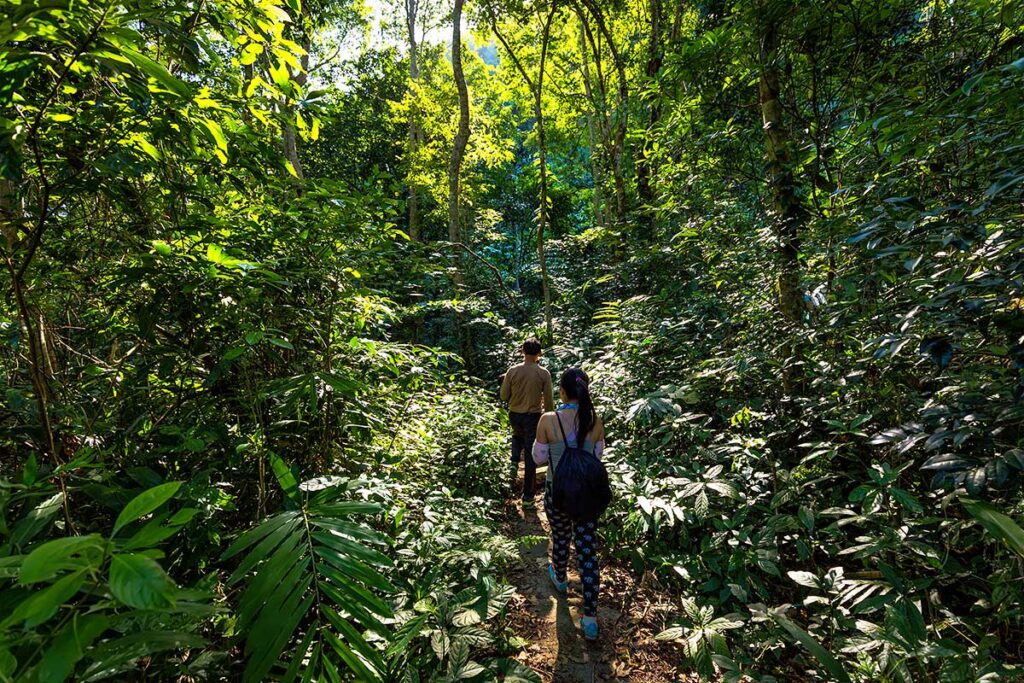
top-left (282, 12), bottom-right (312, 179)
top-left (635, 0), bottom-right (662, 233)
top-left (576, 0), bottom-right (628, 221)
top-left (579, 20), bottom-right (606, 229)
top-left (448, 0), bottom-right (470, 246)
top-left (758, 7), bottom-right (804, 389)
top-left (490, 4), bottom-right (558, 341)
top-left (405, 0), bottom-right (424, 240)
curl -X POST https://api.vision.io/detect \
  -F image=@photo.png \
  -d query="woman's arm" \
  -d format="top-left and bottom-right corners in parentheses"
top-left (593, 416), bottom-right (606, 458)
top-left (532, 413), bottom-right (551, 464)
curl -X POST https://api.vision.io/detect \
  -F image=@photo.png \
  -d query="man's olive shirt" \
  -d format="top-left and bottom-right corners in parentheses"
top-left (500, 360), bottom-right (555, 414)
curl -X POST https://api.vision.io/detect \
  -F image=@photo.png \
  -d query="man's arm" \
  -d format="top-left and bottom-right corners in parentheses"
top-left (500, 368), bottom-right (512, 403)
top-left (542, 371), bottom-right (554, 412)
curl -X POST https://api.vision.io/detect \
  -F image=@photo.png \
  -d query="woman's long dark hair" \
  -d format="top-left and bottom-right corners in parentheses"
top-left (560, 368), bottom-right (596, 442)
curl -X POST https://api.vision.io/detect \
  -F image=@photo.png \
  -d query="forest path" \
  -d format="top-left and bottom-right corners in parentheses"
top-left (503, 472), bottom-right (693, 682)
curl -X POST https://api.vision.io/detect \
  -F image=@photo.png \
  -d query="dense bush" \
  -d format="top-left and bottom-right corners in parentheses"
top-left (3, 0), bottom-right (1023, 679)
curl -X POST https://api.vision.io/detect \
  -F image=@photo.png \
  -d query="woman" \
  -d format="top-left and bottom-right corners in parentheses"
top-left (532, 367), bottom-right (606, 640)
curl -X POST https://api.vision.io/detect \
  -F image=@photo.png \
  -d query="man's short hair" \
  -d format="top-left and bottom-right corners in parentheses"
top-left (522, 338), bottom-right (542, 356)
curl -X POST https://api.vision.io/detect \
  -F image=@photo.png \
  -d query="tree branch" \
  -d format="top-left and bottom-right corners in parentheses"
top-left (448, 241), bottom-right (527, 317)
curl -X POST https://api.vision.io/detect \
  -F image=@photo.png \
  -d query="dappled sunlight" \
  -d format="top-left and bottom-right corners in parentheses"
top-left (2, 0), bottom-right (1022, 679)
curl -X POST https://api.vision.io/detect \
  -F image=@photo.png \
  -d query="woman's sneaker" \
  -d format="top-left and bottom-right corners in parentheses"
top-left (580, 617), bottom-right (599, 641)
top-left (547, 564), bottom-right (567, 593)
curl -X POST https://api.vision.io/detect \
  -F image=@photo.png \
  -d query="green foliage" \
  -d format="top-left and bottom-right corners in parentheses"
top-left (0, 481), bottom-right (212, 682)
top-left (4, 0), bottom-right (1024, 679)
top-left (221, 475), bottom-right (394, 682)
top-left (655, 598), bottom-right (744, 681)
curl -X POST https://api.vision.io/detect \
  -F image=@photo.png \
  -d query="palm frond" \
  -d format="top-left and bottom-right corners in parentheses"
top-left (222, 482), bottom-right (395, 682)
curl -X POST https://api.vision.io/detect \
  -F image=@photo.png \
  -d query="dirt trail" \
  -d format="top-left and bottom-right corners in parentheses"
top-left (504, 480), bottom-right (693, 682)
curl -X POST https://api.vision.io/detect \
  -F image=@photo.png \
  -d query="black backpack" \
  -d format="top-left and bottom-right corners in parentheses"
top-left (551, 413), bottom-right (612, 521)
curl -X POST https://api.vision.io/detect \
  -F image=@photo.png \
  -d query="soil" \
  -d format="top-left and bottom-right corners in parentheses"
top-left (502, 478), bottom-right (697, 683)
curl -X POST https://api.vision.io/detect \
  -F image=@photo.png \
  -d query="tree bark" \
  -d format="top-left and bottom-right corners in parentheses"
top-left (535, 7), bottom-right (556, 343)
top-left (635, 0), bottom-right (662, 232)
top-left (282, 123), bottom-right (303, 179)
top-left (448, 0), bottom-right (470, 246)
top-left (282, 26), bottom-right (310, 180)
top-left (758, 18), bottom-right (804, 389)
top-left (405, 0), bottom-right (423, 240)
top-left (580, 20), bottom-right (605, 229)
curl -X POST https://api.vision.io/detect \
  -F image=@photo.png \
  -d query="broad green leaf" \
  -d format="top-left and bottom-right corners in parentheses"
top-left (20, 534), bottom-right (105, 584)
top-left (324, 607), bottom-right (385, 673)
top-left (2, 569), bottom-right (87, 629)
top-left (323, 628), bottom-right (380, 683)
top-left (962, 499), bottom-right (1024, 558)
top-left (430, 630), bottom-right (450, 659)
top-left (108, 553), bottom-right (176, 609)
top-left (151, 240), bottom-right (172, 255)
top-left (786, 571), bottom-right (820, 589)
top-left (492, 659), bottom-right (541, 682)
top-left (221, 511), bottom-right (299, 564)
top-left (113, 482), bottom-right (181, 536)
top-left (122, 508), bottom-right (197, 550)
top-left (199, 118), bottom-right (227, 153)
top-left (10, 493), bottom-right (64, 547)
top-left (122, 49), bottom-right (191, 97)
top-left (79, 631), bottom-right (206, 681)
top-left (0, 648), bottom-right (14, 678)
top-left (0, 556), bottom-right (24, 580)
top-left (243, 580), bottom-right (312, 682)
top-left (269, 452), bottom-right (299, 502)
top-left (136, 137), bottom-right (161, 160)
top-left (655, 626), bottom-right (685, 641)
top-left (38, 614), bottom-right (109, 683)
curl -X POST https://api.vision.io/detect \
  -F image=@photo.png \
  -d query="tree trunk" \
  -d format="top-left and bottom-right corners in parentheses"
top-left (758, 19), bottom-right (804, 388)
top-left (282, 124), bottom-right (303, 179)
top-left (448, 0), bottom-right (470, 246)
top-left (492, 7), bottom-right (557, 341)
top-left (535, 7), bottom-right (557, 343)
top-left (1, 180), bottom-right (59, 464)
top-left (405, 0), bottom-right (423, 241)
top-left (578, 1), bottom-right (627, 221)
top-left (580, 21), bottom-right (605, 229)
top-left (282, 29), bottom-right (310, 180)
top-left (635, 0), bottom-right (662, 233)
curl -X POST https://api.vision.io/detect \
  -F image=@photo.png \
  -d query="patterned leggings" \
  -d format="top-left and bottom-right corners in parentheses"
top-left (544, 488), bottom-right (600, 617)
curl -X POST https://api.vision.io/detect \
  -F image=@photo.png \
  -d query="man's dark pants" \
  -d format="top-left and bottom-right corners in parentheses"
top-left (510, 411), bottom-right (541, 499)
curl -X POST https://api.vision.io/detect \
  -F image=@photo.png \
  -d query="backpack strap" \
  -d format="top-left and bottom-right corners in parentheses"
top-left (555, 410), bottom-right (572, 448)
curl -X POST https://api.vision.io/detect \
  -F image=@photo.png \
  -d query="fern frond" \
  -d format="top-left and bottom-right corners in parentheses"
top-left (222, 485), bottom-right (395, 682)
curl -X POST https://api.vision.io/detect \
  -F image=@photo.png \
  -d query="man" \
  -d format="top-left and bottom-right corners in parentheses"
top-left (500, 338), bottom-right (555, 509)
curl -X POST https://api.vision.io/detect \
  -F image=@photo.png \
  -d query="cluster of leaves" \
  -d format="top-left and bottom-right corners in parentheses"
top-left (0, 0), bottom-right (539, 678)
top-left (5, 0), bottom-right (1024, 679)
top-left (0, 381), bottom-right (533, 681)
top-left (533, 1), bottom-right (1024, 680)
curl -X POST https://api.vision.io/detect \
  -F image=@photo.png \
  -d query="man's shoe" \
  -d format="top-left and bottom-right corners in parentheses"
top-left (547, 564), bottom-right (567, 594)
top-left (580, 617), bottom-right (599, 641)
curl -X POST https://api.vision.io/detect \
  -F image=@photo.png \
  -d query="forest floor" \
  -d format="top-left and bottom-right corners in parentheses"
top-left (503, 469), bottom-right (696, 682)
